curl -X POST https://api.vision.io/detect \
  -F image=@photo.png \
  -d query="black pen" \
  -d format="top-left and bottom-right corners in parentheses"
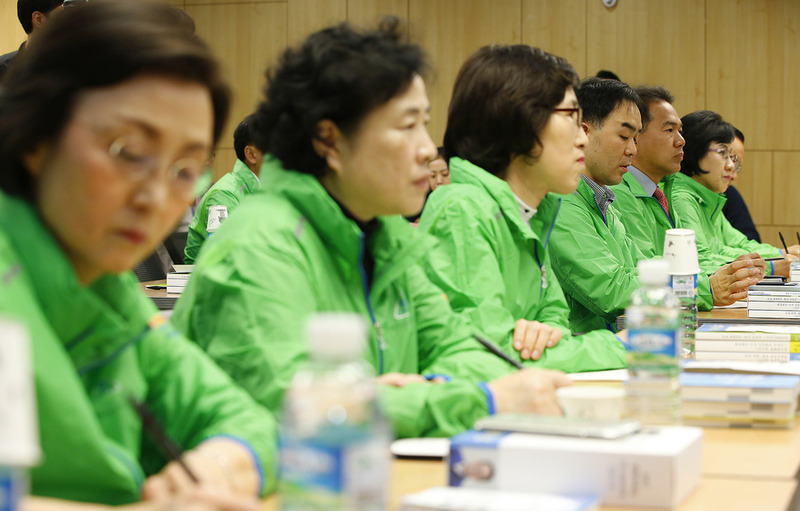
top-left (128, 396), bottom-right (199, 483)
top-left (779, 232), bottom-right (790, 255)
top-left (725, 257), bottom-right (785, 264)
top-left (146, 285), bottom-right (167, 290)
top-left (473, 334), bottom-right (524, 370)
top-left (796, 232), bottom-right (800, 246)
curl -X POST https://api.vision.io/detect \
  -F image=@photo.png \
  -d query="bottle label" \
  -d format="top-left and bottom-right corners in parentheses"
top-left (669, 274), bottom-right (697, 299)
top-left (628, 328), bottom-right (679, 357)
top-left (280, 431), bottom-right (388, 510)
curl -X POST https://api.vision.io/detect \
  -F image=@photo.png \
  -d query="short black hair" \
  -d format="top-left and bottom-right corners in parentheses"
top-left (679, 110), bottom-right (735, 177)
top-left (733, 126), bottom-right (745, 143)
top-left (596, 69), bottom-right (620, 81)
top-left (233, 114), bottom-right (262, 163)
top-left (576, 77), bottom-right (649, 129)
top-left (253, 17), bottom-right (427, 177)
top-left (634, 85), bottom-right (675, 131)
top-left (444, 45), bottom-right (579, 176)
top-left (17, 0), bottom-right (63, 34)
top-left (0, 0), bottom-right (230, 201)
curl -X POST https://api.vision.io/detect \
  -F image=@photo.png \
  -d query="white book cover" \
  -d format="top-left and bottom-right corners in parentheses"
top-left (679, 372), bottom-right (800, 404)
top-left (400, 487), bottom-right (598, 511)
top-left (694, 351), bottom-right (800, 362)
top-left (695, 323), bottom-right (800, 341)
top-left (695, 340), bottom-right (800, 352)
top-left (748, 301), bottom-right (800, 310)
top-left (681, 400), bottom-right (794, 420)
top-left (748, 309), bottom-right (800, 319)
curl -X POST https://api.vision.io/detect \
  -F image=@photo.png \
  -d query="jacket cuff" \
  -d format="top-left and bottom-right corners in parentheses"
top-left (423, 373), bottom-right (453, 382)
top-left (476, 382), bottom-right (496, 415)
top-left (200, 434), bottom-right (266, 497)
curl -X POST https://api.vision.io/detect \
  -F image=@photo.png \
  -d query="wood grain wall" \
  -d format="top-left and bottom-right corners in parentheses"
top-left (1, 0), bottom-right (797, 241)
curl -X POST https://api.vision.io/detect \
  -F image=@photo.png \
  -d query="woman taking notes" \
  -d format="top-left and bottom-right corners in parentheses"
top-left (665, 111), bottom-right (798, 277)
top-left (0, 2), bottom-right (275, 508)
top-left (418, 45), bottom-right (626, 369)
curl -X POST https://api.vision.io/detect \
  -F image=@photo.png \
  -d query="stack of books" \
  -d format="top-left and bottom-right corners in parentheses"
top-left (680, 372), bottom-right (800, 428)
top-left (791, 262), bottom-right (800, 283)
top-left (695, 323), bottom-right (800, 362)
top-left (166, 264), bottom-right (194, 295)
top-left (747, 282), bottom-right (800, 319)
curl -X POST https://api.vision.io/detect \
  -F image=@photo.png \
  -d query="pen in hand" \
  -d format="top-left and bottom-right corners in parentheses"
top-left (473, 334), bottom-right (524, 370)
top-left (779, 232), bottom-right (790, 255)
top-left (128, 395), bottom-right (200, 484)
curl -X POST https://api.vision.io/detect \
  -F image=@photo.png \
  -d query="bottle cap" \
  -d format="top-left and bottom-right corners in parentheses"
top-left (637, 258), bottom-right (670, 286)
top-left (305, 313), bottom-right (367, 362)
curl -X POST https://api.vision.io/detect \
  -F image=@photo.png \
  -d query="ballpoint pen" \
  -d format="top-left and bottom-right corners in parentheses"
top-left (779, 232), bottom-right (790, 255)
top-left (473, 334), bottom-right (524, 370)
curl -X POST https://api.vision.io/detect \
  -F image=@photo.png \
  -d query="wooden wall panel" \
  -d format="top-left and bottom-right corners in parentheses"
top-left (188, 1), bottom-right (287, 178)
top-left (347, 0), bottom-right (407, 28)
top-left (707, 0), bottom-right (800, 152)
top-left (772, 152), bottom-right (800, 228)
top-left (210, 148), bottom-right (239, 181)
top-left (287, 0), bottom-right (346, 45)
top-left (521, 0), bottom-right (586, 78)
top-left (409, 0), bottom-right (522, 145)
top-left (1, 5), bottom-right (28, 57)
top-left (585, 0), bottom-right (706, 116)
top-left (732, 151), bottom-right (773, 226)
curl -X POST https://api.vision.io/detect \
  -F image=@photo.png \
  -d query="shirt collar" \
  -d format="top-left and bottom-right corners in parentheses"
top-left (514, 194), bottom-right (537, 224)
top-left (628, 165), bottom-right (658, 196)
top-left (580, 174), bottom-right (615, 216)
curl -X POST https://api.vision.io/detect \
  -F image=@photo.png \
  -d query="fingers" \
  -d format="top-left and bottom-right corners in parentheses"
top-left (513, 320), bottom-right (560, 360)
top-left (512, 318), bottom-right (527, 353)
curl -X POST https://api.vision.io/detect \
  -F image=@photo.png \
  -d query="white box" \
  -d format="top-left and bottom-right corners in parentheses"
top-left (448, 426), bottom-right (703, 508)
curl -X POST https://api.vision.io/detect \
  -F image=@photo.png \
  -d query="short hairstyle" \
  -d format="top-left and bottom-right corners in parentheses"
top-left (733, 126), bottom-right (745, 143)
top-left (679, 110), bottom-right (735, 177)
top-left (17, 0), bottom-right (62, 34)
top-left (233, 114), bottom-right (262, 163)
top-left (596, 69), bottom-right (620, 81)
top-left (0, 0), bottom-right (231, 201)
top-left (253, 18), bottom-right (427, 177)
top-left (576, 77), bottom-right (649, 129)
top-left (634, 85), bottom-right (675, 131)
top-left (443, 45), bottom-right (579, 176)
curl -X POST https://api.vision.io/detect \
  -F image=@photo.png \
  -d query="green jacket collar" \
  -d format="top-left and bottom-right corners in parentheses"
top-left (261, 156), bottom-right (434, 290)
top-left (232, 159), bottom-right (261, 193)
top-left (449, 157), bottom-right (560, 246)
top-left (622, 167), bottom-right (650, 197)
top-left (672, 171), bottom-right (727, 220)
top-left (0, 193), bottom-right (156, 374)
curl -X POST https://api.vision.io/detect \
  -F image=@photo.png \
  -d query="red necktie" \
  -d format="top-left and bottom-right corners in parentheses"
top-left (653, 188), bottom-right (669, 216)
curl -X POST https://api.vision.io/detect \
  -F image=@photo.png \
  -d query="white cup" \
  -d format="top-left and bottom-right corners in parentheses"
top-left (556, 386), bottom-right (625, 420)
top-left (663, 228), bottom-right (701, 275)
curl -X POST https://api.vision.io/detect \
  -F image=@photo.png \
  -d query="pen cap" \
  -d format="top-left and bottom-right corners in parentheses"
top-left (305, 313), bottom-right (367, 362)
top-left (637, 259), bottom-right (670, 286)
top-left (663, 228), bottom-right (701, 275)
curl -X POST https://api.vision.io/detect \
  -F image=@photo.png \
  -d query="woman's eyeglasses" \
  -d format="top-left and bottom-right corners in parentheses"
top-left (707, 147), bottom-right (739, 166)
top-left (553, 106), bottom-right (583, 129)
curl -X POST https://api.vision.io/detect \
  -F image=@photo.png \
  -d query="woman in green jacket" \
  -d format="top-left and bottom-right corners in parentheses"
top-left (172, 20), bottom-right (573, 440)
top-left (0, 2), bottom-right (275, 508)
top-left (666, 111), bottom-right (798, 276)
top-left (418, 45), bottom-right (626, 368)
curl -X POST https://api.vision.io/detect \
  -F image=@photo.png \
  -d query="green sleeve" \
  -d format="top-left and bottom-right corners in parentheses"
top-left (720, 213), bottom-right (781, 258)
top-left (140, 324), bottom-right (279, 495)
top-left (671, 192), bottom-right (737, 271)
top-left (172, 237), bottom-right (501, 439)
top-left (184, 189), bottom-right (240, 264)
top-left (548, 199), bottom-right (641, 324)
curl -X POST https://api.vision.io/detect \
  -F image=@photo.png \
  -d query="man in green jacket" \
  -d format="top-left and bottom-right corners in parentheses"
top-left (546, 78), bottom-right (646, 333)
top-left (184, 114), bottom-right (263, 263)
top-left (173, 22), bottom-right (571, 440)
top-left (610, 86), bottom-right (760, 306)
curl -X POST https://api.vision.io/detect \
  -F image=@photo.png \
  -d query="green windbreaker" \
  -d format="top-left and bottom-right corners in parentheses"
top-left (611, 171), bottom-right (714, 310)
top-left (0, 193), bottom-right (277, 504)
top-left (418, 157), bottom-right (626, 370)
top-left (184, 160), bottom-right (261, 264)
top-left (544, 178), bottom-right (641, 333)
top-left (665, 172), bottom-right (780, 273)
top-left (171, 158), bottom-right (515, 439)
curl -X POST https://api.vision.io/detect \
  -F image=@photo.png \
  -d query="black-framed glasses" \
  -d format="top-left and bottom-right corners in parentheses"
top-left (553, 106), bottom-right (583, 128)
top-left (707, 147), bottom-right (738, 165)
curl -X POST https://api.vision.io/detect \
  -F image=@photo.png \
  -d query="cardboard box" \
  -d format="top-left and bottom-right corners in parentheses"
top-left (448, 426), bottom-right (703, 508)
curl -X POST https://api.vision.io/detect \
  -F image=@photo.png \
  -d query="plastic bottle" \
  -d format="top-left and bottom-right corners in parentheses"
top-left (670, 273), bottom-right (698, 359)
top-left (279, 313), bottom-right (391, 511)
top-left (624, 259), bottom-right (681, 425)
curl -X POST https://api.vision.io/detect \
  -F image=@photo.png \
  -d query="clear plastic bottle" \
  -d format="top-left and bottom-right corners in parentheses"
top-left (669, 273), bottom-right (698, 359)
top-left (625, 259), bottom-right (681, 425)
top-left (280, 313), bottom-right (391, 511)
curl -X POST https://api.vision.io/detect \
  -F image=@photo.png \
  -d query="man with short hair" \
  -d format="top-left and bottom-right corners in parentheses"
top-left (722, 128), bottom-right (761, 241)
top-left (545, 77), bottom-right (646, 333)
top-left (610, 86), bottom-right (760, 310)
top-left (0, 0), bottom-right (63, 79)
top-left (184, 114), bottom-right (264, 263)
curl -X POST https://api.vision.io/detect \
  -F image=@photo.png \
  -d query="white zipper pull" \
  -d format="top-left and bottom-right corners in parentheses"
top-left (541, 265), bottom-right (548, 289)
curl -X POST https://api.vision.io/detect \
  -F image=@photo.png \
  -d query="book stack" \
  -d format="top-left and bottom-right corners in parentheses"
top-left (680, 372), bottom-right (800, 428)
top-left (166, 264), bottom-right (194, 295)
top-left (747, 283), bottom-right (800, 319)
top-left (694, 323), bottom-right (800, 362)
top-left (791, 262), bottom-right (800, 283)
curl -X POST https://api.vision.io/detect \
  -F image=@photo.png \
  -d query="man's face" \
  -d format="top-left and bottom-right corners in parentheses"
top-left (632, 100), bottom-right (685, 181)
top-left (730, 136), bottom-right (744, 182)
top-left (582, 100), bottom-right (641, 186)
